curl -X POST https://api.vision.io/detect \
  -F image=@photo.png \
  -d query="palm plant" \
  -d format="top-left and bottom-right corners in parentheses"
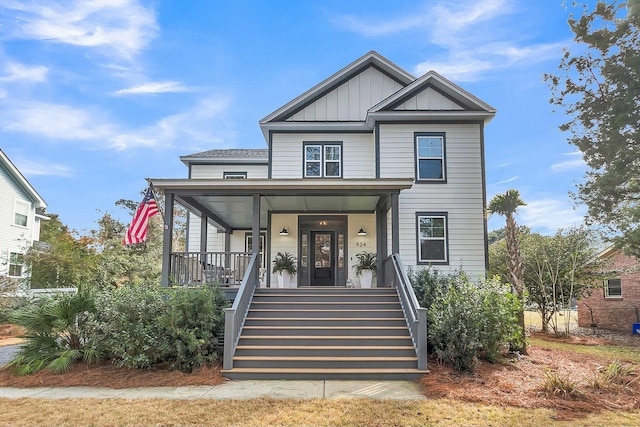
top-left (353, 252), bottom-right (377, 275)
top-left (488, 189), bottom-right (527, 353)
top-left (272, 252), bottom-right (297, 275)
top-left (7, 286), bottom-right (100, 375)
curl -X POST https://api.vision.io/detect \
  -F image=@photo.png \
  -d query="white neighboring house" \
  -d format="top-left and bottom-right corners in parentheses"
top-left (151, 51), bottom-right (496, 287)
top-left (0, 149), bottom-right (49, 293)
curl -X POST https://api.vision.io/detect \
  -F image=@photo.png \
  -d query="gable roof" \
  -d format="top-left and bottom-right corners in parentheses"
top-left (180, 149), bottom-right (269, 165)
top-left (0, 149), bottom-right (47, 209)
top-left (259, 51), bottom-right (496, 140)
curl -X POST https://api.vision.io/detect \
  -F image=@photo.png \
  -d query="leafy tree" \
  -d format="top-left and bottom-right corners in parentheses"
top-left (545, 1), bottom-right (640, 255)
top-left (488, 189), bottom-right (527, 353)
top-left (25, 214), bottom-right (96, 289)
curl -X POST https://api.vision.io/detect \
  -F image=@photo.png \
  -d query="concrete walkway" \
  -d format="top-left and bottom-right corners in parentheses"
top-left (0, 380), bottom-right (426, 400)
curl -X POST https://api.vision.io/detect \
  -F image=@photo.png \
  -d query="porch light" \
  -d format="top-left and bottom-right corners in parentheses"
top-left (357, 226), bottom-right (367, 236)
top-left (279, 227), bottom-right (289, 236)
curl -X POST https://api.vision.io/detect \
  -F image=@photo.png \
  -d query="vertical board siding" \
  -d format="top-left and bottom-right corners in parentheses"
top-left (190, 164), bottom-right (268, 179)
top-left (287, 67), bottom-right (404, 122)
top-left (271, 133), bottom-right (375, 179)
top-left (379, 123), bottom-right (486, 278)
top-left (395, 87), bottom-right (465, 111)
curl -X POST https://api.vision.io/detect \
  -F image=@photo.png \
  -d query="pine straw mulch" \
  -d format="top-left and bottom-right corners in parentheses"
top-left (420, 332), bottom-right (640, 421)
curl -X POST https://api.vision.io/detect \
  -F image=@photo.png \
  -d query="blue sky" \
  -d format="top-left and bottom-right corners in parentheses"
top-left (0, 0), bottom-right (593, 235)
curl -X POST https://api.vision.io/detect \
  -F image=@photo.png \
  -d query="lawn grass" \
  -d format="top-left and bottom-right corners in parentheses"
top-left (530, 336), bottom-right (640, 364)
top-left (1, 397), bottom-right (638, 427)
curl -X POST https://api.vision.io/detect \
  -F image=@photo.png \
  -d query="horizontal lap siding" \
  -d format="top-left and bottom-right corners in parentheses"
top-left (380, 123), bottom-right (486, 278)
top-left (190, 164), bottom-right (268, 179)
top-left (0, 167), bottom-right (35, 274)
top-left (271, 133), bottom-right (375, 179)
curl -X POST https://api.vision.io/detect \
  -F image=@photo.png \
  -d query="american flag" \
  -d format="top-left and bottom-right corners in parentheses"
top-left (123, 188), bottom-right (159, 245)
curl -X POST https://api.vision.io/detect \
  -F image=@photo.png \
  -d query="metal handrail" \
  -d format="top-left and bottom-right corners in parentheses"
top-left (385, 253), bottom-right (428, 370)
top-left (223, 252), bottom-right (259, 370)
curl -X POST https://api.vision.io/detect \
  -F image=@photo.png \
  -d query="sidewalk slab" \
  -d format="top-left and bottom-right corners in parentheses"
top-left (118, 386), bottom-right (213, 400)
top-left (324, 381), bottom-right (426, 400)
top-left (201, 380), bottom-right (324, 400)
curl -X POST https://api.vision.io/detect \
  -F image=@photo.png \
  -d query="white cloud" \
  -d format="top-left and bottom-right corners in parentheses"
top-left (550, 152), bottom-right (586, 172)
top-left (518, 198), bottom-right (586, 234)
top-left (1, 0), bottom-right (158, 60)
top-left (492, 176), bottom-right (519, 186)
top-left (113, 81), bottom-right (192, 96)
top-left (0, 62), bottom-right (48, 83)
top-left (13, 158), bottom-right (73, 177)
top-left (331, 14), bottom-right (425, 37)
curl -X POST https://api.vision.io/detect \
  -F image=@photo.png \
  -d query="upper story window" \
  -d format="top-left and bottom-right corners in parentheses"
top-left (304, 142), bottom-right (342, 178)
top-left (224, 172), bottom-right (247, 179)
top-left (415, 133), bottom-right (446, 182)
top-left (8, 252), bottom-right (25, 277)
top-left (14, 199), bottom-right (30, 227)
top-left (604, 278), bottom-right (622, 298)
top-left (416, 212), bottom-right (448, 264)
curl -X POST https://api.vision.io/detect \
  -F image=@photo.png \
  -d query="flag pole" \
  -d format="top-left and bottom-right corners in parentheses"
top-left (145, 178), bottom-right (165, 223)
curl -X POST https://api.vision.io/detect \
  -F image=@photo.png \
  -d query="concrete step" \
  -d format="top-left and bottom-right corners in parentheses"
top-left (221, 367), bottom-right (427, 381)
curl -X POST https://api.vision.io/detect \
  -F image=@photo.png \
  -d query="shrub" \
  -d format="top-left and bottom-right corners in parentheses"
top-left (161, 286), bottom-right (229, 372)
top-left (411, 268), bottom-right (522, 373)
top-left (540, 368), bottom-right (582, 397)
top-left (588, 361), bottom-right (636, 389)
top-left (7, 287), bottom-right (99, 375)
top-left (87, 283), bottom-right (170, 369)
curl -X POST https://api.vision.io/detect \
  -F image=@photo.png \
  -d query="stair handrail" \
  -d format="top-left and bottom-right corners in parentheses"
top-left (223, 252), bottom-right (259, 370)
top-left (386, 253), bottom-right (428, 370)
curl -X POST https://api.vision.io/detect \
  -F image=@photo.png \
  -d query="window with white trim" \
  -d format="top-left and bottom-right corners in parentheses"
top-left (223, 172), bottom-right (247, 179)
top-left (8, 252), bottom-right (24, 277)
top-left (304, 143), bottom-right (342, 178)
top-left (14, 199), bottom-right (30, 227)
top-left (416, 213), bottom-right (448, 263)
top-left (604, 278), bottom-right (622, 298)
top-left (415, 133), bottom-right (446, 182)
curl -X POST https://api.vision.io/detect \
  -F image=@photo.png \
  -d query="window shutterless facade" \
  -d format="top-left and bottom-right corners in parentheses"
top-left (604, 278), bottom-right (622, 298)
top-left (14, 199), bottom-right (30, 227)
top-left (223, 172), bottom-right (248, 179)
top-left (8, 252), bottom-right (24, 277)
top-left (303, 142), bottom-right (342, 178)
top-left (415, 133), bottom-right (446, 182)
top-left (416, 212), bottom-right (448, 264)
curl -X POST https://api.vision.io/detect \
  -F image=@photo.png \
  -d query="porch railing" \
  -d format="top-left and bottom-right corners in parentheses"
top-left (169, 251), bottom-right (254, 286)
top-left (223, 252), bottom-right (259, 370)
top-left (384, 253), bottom-right (428, 370)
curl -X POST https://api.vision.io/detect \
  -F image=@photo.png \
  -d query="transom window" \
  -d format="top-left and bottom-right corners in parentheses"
top-left (14, 199), bottom-right (30, 227)
top-left (9, 252), bottom-right (24, 277)
top-left (604, 278), bottom-right (622, 298)
top-left (223, 172), bottom-right (247, 179)
top-left (304, 143), bottom-right (342, 178)
top-left (415, 133), bottom-right (446, 182)
top-left (416, 213), bottom-right (448, 264)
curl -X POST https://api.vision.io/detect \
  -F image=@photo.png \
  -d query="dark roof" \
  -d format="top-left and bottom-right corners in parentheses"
top-left (182, 149), bottom-right (268, 159)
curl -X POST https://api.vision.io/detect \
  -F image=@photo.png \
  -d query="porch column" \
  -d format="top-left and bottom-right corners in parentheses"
top-left (376, 205), bottom-right (388, 287)
top-left (252, 194), bottom-right (261, 278)
top-left (199, 215), bottom-right (208, 253)
top-left (161, 192), bottom-right (175, 287)
top-left (391, 192), bottom-right (400, 254)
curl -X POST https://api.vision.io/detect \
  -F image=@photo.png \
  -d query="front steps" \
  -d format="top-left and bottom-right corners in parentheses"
top-left (221, 287), bottom-right (428, 380)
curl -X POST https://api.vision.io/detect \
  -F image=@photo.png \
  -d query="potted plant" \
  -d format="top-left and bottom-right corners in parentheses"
top-left (353, 251), bottom-right (376, 288)
top-left (272, 252), bottom-right (297, 288)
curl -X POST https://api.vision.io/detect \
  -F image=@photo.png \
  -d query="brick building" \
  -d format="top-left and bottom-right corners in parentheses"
top-left (578, 247), bottom-right (640, 333)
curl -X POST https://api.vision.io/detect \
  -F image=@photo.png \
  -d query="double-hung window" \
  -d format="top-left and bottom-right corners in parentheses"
top-left (304, 143), bottom-right (342, 178)
top-left (415, 133), bottom-right (446, 182)
top-left (8, 252), bottom-right (24, 277)
top-left (604, 278), bottom-right (622, 298)
top-left (14, 199), bottom-right (30, 227)
top-left (416, 213), bottom-right (448, 264)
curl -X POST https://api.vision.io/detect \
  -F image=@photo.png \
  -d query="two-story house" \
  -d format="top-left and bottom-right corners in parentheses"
top-left (0, 149), bottom-right (48, 290)
top-left (151, 51), bottom-right (495, 379)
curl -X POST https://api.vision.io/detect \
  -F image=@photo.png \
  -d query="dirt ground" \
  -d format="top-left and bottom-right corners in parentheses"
top-left (1, 324), bottom-right (639, 421)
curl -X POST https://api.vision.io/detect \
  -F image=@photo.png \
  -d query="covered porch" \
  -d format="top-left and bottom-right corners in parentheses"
top-left (149, 178), bottom-right (413, 288)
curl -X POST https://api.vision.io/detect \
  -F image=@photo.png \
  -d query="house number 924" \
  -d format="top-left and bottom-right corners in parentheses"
top-left (356, 242), bottom-right (367, 247)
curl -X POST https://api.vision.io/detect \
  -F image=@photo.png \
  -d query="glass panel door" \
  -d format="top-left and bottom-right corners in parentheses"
top-left (311, 231), bottom-right (334, 286)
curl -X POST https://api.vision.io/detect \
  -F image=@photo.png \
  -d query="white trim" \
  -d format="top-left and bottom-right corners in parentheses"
top-left (13, 198), bottom-right (31, 228)
top-left (604, 278), bottom-right (623, 298)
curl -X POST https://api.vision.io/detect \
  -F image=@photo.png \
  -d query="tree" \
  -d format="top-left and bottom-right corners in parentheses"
top-left (488, 189), bottom-right (527, 353)
top-left (545, 1), bottom-right (640, 255)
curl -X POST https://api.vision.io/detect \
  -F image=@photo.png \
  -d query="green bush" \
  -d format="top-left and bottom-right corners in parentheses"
top-left (410, 268), bottom-right (522, 373)
top-left (162, 287), bottom-right (228, 372)
top-left (87, 283), bottom-right (170, 369)
top-left (87, 284), bottom-right (228, 372)
top-left (8, 287), bottom-right (99, 375)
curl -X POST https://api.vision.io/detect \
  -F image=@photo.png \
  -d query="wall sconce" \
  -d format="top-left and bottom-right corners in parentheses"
top-left (357, 226), bottom-right (367, 236)
top-left (279, 227), bottom-right (289, 236)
